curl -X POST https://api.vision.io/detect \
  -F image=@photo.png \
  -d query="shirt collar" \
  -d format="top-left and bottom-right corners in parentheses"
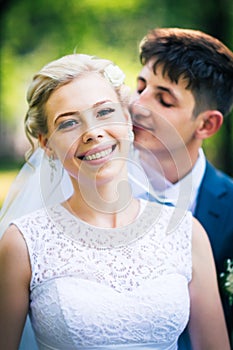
top-left (129, 148), bottom-right (206, 213)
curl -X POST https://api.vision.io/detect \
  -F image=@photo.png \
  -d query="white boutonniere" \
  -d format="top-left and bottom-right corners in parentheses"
top-left (104, 64), bottom-right (125, 87)
top-left (220, 259), bottom-right (233, 306)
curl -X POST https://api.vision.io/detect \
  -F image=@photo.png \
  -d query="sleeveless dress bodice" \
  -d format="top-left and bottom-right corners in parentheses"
top-left (13, 200), bottom-right (192, 350)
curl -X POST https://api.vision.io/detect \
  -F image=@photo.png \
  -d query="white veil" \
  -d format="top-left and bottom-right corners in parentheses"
top-left (0, 147), bottom-right (73, 237)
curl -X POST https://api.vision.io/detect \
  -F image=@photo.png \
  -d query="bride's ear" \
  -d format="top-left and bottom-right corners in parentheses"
top-left (38, 134), bottom-right (54, 158)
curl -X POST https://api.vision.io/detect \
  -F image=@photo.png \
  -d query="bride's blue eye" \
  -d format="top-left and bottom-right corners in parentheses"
top-left (97, 108), bottom-right (115, 118)
top-left (57, 119), bottom-right (79, 130)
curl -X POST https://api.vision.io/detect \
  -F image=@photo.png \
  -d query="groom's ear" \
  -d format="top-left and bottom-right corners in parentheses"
top-left (194, 110), bottom-right (223, 140)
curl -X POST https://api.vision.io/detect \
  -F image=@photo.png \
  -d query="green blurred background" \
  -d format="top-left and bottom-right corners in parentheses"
top-left (0, 0), bottom-right (233, 207)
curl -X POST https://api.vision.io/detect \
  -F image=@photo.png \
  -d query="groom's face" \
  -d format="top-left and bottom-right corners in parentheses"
top-left (130, 59), bottom-right (200, 157)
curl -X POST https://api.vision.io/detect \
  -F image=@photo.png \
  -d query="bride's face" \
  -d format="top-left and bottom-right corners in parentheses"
top-left (42, 73), bottom-right (131, 185)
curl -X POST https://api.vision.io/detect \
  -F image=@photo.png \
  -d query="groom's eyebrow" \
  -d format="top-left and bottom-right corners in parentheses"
top-left (137, 75), bottom-right (179, 102)
top-left (137, 76), bottom-right (146, 83)
top-left (157, 86), bottom-right (178, 101)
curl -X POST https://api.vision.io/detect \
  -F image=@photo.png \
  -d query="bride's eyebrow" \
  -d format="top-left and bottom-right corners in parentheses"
top-left (54, 111), bottom-right (80, 123)
top-left (53, 100), bottom-right (113, 123)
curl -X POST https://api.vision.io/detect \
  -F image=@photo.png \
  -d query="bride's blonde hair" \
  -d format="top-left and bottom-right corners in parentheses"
top-left (25, 54), bottom-right (130, 159)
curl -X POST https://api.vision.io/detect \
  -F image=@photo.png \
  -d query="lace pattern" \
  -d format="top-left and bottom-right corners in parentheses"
top-left (13, 200), bottom-right (192, 349)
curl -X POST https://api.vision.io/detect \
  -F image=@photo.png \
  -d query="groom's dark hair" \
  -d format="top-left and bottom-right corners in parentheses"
top-left (139, 27), bottom-right (233, 117)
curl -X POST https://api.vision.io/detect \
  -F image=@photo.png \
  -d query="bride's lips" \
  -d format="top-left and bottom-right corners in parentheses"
top-left (77, 144), bottom-right (117, 161)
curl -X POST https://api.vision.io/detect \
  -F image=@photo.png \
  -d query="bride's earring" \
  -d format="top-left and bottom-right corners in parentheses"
top-left (49, 153), bottom-right (57, 182)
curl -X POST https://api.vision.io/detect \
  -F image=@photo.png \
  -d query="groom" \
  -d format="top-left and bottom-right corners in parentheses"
top-left (129, 27), bottom-right (233, 347)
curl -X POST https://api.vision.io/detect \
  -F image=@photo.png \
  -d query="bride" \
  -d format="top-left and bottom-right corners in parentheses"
top-left (0, 53), bottom-right (230, 349)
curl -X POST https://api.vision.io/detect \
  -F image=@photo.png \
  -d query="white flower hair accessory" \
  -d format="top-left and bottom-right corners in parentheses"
top-left (104, 64), bottom-right (125, 87)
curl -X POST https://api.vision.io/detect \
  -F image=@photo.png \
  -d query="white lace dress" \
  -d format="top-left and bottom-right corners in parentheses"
top-left (13, 199), bottom-right (192, 350)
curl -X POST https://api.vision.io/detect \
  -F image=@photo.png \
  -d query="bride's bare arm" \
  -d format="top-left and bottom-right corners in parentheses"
top-left (188, 218), bottom-right (230, 350)
top-left (0, 225), bottom-right (31, 350)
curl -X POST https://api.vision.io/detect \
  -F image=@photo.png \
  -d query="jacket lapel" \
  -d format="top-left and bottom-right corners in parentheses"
top-left (194, 162), bottom-right (229, 253)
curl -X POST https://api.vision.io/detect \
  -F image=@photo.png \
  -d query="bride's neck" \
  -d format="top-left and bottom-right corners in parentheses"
top-left (65, 176), bottom-right (139, 228)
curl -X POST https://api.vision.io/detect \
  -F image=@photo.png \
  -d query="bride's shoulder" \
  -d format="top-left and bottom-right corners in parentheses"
top-left (191, 217), bottom-right (213, 263)
top-left (0, 223), bottom-right (31, 287)
top-left (0, 223), bottom-right (28, 262)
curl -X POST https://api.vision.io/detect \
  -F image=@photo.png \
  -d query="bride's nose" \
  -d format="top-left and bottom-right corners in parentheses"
top-left (82, 127), bottom-right (104, 144)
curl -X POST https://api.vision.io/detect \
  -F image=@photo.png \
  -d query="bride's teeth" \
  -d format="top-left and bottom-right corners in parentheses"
top-left (84, 147), bottom-right (112, 160)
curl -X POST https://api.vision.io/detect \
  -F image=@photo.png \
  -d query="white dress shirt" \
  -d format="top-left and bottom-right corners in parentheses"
top-left (128, 148), bottom-right (206, 214)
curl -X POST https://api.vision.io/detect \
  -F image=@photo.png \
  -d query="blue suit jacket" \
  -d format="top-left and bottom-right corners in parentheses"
top-left (179, 161), bottom-right (233, 349)
top-left (195, 161), bottom-right (233, 340)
